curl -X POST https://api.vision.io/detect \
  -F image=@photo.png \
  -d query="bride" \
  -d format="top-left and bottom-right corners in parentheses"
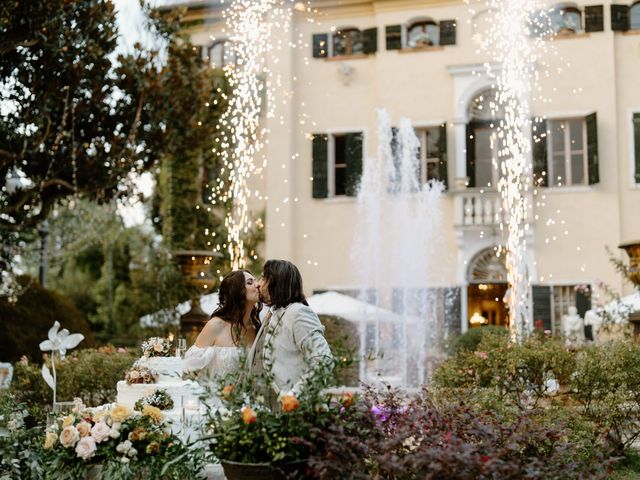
top-left (183, 270), bottom-right (261, 394)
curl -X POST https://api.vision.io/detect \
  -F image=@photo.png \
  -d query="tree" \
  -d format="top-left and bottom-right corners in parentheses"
top-left (0, 0), bottom-right (224, 285)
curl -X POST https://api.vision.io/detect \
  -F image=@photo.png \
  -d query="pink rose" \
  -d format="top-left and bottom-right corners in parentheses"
top-left (76, 421), bottom-right (92, 437)
top-left (90, 422), bottom-right (111, 443)
top-left (117, 347), bottom-right (127, 353)
top-left (75, 436), bottom-right (97, 460)
top-left (59, 426), bottom-right (80, 448)
top-left (153, 343), bottom-right (164, 353)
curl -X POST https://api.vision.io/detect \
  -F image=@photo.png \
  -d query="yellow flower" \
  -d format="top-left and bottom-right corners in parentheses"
top-left (44, 431), bottom-right (58, 449)
top-left (62, 415), bottom-right (74, 427)
top-left (146, 441), bottom-right (160, 454)
top-left (92, 410), bottom-right (107, 423)
top-left (142, 405), bottom-right (163, 423)
top-left (110, 404), bottom-right (132, 423)
top-left (280, 394), bottom-right (300, 413)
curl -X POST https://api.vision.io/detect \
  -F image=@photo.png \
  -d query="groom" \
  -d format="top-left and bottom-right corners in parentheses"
top-left (247, 259), bottom-right (333, 400)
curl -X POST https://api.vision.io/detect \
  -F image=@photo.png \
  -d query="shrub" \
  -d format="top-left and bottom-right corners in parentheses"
top-left (449, 326), bottom-right (508, 354)
top-left (571, 341), bottom-right (640, 454)
top-left (0, 276), bottom-right (96, 362)
top-left (10, 347), bottom-right (137, 410)
top-left (307, 386), bottom-right (611, 480)
top-left (434, 332), bottom-right (575, 411)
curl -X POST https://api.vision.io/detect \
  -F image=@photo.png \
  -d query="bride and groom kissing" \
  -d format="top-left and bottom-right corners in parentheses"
top-left (184, 259), bottom-right (333, 406)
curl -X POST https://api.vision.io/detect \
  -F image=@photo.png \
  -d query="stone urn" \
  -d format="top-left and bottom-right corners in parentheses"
top-left (174, 250), bottom-right (219, 334)
top-left (619, 241), bottom-right (640, 288)
top-left (619, 241), bottom-right (640, 339)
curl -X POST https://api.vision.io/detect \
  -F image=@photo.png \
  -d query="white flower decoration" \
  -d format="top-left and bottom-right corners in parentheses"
top-left (39, 321), bottom-right (85, 407)
top-left (39, 321), bottom-right (84, 358)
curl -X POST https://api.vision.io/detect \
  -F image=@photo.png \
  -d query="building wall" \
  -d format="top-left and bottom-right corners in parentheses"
top-left (185, 0), bottom-right (640, 310)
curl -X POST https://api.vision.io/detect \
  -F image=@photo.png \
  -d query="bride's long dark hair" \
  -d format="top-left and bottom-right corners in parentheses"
top-left (211, 270), bottom-right (262, 345)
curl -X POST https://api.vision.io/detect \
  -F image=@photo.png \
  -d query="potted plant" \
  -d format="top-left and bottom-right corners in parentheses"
top-left (201, 360), bottom-right (351, 480)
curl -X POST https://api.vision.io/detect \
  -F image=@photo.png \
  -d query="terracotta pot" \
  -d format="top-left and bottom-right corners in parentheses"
top-left (220, 459), bottom-right (307, 480)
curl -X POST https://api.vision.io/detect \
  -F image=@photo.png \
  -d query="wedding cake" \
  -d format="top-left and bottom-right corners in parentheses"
top-left (116, 338), bottom-right (201, 416)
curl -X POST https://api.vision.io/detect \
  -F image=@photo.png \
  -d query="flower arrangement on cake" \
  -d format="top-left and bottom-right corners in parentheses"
top-left (124, 363), bottom-right (157, 385)
top-left (133, 389), bottom-right (174, 412)
top-left (41, 400), bottom-right (204, 479)
top-left (141, 337), bottom-right (171, 358)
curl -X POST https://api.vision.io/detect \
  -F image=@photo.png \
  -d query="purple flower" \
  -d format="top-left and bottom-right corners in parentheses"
top-left (371, 405), bottom-right (390, 423)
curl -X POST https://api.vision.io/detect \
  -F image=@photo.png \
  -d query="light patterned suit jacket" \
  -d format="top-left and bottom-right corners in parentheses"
top-left (247, 302), bottom-right (333, 395)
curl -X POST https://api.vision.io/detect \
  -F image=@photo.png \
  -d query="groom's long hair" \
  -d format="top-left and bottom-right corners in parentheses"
top-left (262, 260), bottom-right (308, 310)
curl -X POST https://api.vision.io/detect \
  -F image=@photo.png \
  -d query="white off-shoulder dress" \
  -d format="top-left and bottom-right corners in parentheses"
top-left (183, 346), bottom-right (245, 399)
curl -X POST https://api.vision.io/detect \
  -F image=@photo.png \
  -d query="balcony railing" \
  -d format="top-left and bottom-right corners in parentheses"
top-left (453, 190), bottom-right (506, 227)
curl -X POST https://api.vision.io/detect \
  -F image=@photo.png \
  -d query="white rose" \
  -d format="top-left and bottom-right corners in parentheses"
top-left (90, 422), bottom-right (111, 443)
top-left (109, 427), bottom-right (121, 439)
top-left (59, 426), bottom-right (80, 448)
top-left (127, 447), bottom-right (138, 457)
top-left (75, 436), bottom-right (97, 460)
top-left (116, 440), bottom-right (132, 454)
top-left (121, 456), bottom-right (130, 464)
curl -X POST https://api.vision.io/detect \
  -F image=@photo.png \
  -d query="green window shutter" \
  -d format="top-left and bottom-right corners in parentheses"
top-left (585, 5), bottom-right (604, 32)
top-left (312, 134), bottom-right (328, 198)
top-left (611, 4), bottom-right (630, 31)
top-left (633, 113), bottom-right (640, 183)
top-left (438, 123), bottom-right (449, 190)
top-left (385, 25), bottom-right (402, 50)
top-left (439, 20), bottom-right (457, 46)
top-left (345, 132), bottom-right (363, 197)
top-left (465, 123), bottom-right (475, 188)
top-left (363, 27), bottom-right (378, 54)
top-left (532, 286), bottom-right (553, 332)
top-left (312, 33), bottom-right (328, 58)
top-left (531, 116), bottom-right (548, 187)
top-left (586, 112), bottom-right (599, 185)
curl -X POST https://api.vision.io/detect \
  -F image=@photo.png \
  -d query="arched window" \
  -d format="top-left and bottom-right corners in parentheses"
top-left (407, 20), bottom-right (439, 47)
top-left (207, 40), bottom-right (236, 69)
top-left (550, 3), bottom-right (582, 34)
top-left (333, 28), bottom-right (363, 56)
top-left (466, 88), bottom-right (506, 188)
top-left (631, 1), bottom-right (640, 30)
top-left (467, 248), bottom-right (508, 283)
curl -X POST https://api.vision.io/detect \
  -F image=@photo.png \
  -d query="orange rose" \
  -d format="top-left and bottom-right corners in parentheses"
top-left (341, 392), bottom-right (354, 407)
top-left (221, 384), bottom-right (235, 399)
top-left (280, 394), bottom-right (300, 413)
top-left (241, 406), bottom-right (257, 424)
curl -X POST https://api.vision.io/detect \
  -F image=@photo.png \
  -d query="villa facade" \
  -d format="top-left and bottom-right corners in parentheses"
top-left (177, 0), bottom-right (640, 334)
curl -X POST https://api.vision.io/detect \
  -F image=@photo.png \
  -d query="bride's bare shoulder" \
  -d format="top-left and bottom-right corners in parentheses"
top-left (195, 317), bottom-right (228, 347)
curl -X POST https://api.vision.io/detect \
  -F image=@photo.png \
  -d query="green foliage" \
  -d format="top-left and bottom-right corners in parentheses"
top-left (0, 277), bottom-right (95, 362)
top-left (10, 348), bottom-right (137, 409)
top-left (434, 332), bottom-right (575, 410)
top-left (0, 392), bottom-right (44, 480)
top-left (204, 351), bottom-right (348, 465)
top-left (572, 341), bottom-right (640, 453)
top-left (434, 335), bottom-right (640, 464)
top-left (449, 325), bottom-right (509, 354)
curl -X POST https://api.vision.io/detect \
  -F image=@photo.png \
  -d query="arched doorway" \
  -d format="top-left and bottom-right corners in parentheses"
top-left (467, 248), bottom-right (509, 328)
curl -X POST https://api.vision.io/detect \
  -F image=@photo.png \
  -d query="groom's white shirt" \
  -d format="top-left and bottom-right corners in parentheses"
top-left (247, 302), bottom-right (332, 395)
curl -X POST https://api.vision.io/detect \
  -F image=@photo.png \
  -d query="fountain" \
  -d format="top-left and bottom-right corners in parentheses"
top-left (352, 110), bottom-right (446, 387)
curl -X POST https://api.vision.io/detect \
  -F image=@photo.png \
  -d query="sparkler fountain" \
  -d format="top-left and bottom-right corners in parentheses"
top-left (478, 0), bottom-right (548, 341)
